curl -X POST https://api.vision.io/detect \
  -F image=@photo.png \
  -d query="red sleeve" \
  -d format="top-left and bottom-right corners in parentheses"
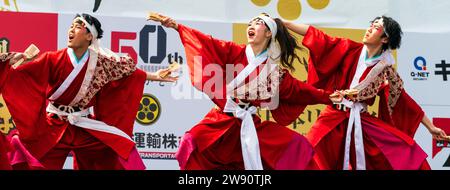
top-left (93, 68), bottom-right (147, 159)
top-left (302, 26), bottom-right (362, 87)
top-left (271, 72), bottom-right (332, 126)
top-left (278, 71), bottom-right (332, 105)
top-left (178, 24), bottom-right (244, 68)
top-left (2, 52), bottom-right (54, 142)
top-left (379, 87), bottom-right (424, 138)
top-left (178, 24), bottom-right (245, 109)
top-left (178, 24), bottom-right (244, 87)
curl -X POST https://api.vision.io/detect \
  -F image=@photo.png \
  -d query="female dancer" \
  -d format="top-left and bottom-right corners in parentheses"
top-left (153, 13), bottom-right (332, 170)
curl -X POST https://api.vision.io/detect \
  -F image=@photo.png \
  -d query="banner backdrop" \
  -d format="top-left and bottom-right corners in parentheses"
top-left (0, 11), bottom-right (57, 138)
top-left (1, 0), bottom-right (450, 170)
top-left (3, 0), bottom-right (450, 32)
top-left (398, 32), bottom-right (450, 170)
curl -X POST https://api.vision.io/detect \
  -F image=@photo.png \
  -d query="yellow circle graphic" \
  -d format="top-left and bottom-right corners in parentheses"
top-left (251, 0), bottom-right (271, 6)
top-left (307, 0), bottom-right (330, 10)
top-left (136, 94), bottom-right (161, 125)
top-left (277, 0), bottom-right (302, 20)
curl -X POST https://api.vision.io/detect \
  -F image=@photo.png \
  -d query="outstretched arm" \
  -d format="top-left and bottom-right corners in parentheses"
top-left (422, 115), bottom-right (450, 141)
top-left (2, 52), bottom-right (34, 66)
top-left (160, 15), bottom-right (179, 31)
top-left (283, 21), bottom-right (310, 36)
top-left (148, 13), bottom-right (244, 99)
top-left (146, 68), bottom-right (178, 82)
top-left (148, 13), bottom-right (179, 30)
top-left (278, 72), bottom-right (332, 105)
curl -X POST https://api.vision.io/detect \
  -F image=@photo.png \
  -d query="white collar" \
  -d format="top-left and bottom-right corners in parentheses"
top-left (363, 46), bottom-right (394, 67)
top-left (67, 48), bottom-right (89, 67)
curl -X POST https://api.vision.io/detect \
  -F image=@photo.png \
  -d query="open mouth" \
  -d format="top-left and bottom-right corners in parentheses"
top-left (248, 30), bottom-right (255, 37)
top-left (68, 34), bottom-right (75, 41)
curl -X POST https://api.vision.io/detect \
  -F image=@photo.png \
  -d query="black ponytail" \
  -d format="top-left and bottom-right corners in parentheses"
top-left (272, 18), bottom-right (304, 71)
top-left (260, 13), bottom-right (303, 72)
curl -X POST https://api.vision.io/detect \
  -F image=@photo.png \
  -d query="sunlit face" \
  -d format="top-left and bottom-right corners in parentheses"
top-left (246, 18), bottom-right (272, 46)
top-left (67, 18), bottom-right (93, 49)
top-left (363, 18), bottom-right (388, 47)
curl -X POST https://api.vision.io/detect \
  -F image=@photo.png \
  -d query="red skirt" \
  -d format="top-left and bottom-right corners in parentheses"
top-left (307, 106), bottom-right (430, 170)
top-left (6, 116), bottom-right (144, 170)
top-left (176, 107), bottom-right (317, 170)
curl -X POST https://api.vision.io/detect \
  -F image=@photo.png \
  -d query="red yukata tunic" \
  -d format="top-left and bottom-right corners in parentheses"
top-left (304, 26), bottom-right (429, 170)
top-left (2, 48), bottom-right (146, 169)
top-left (175, 24), bottom-right (332, 170)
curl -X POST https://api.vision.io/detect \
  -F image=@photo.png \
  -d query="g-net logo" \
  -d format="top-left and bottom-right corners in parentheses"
top-left (410, 56), bottom-right (430, 81)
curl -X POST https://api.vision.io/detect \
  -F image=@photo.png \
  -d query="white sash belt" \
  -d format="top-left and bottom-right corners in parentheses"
top-left (343, 45), bottom-right (394, 170)
top-left (341, 99), bottom-right (367, 170)
top-left (221, 45), bottom-right (273, 170)
top-left (223, 98), bottom-right (262, 170)
top-left (46, 103), bottom-right (133, 142)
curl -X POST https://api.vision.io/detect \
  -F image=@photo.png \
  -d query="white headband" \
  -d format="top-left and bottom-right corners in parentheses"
top-left (74, 14), bottom-right (121, 59)
top-left (76, 15), bottom-right (98, 40)
top-left (380, 18), bottom-right (390, 38)
top-left (254, 15), bottom-right (277, 39)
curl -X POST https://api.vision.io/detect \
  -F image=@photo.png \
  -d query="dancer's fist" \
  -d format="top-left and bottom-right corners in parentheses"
top-left (147, 12), bottom-right (178, 30)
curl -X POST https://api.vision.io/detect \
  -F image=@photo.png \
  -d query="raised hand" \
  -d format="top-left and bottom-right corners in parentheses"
top-left (9, 44), bottom-right (40, 68)
top-left (9, 53), bottom-right (26, 66)
top-left (429, 125), bottom-right (450, 141)
top-left (329, 90), bottom-right (344, 103)
top-left (343, 89), bottom-right (359, 101)
top-left (147, 12), bottom-right (178, 30)
top-left (146, 68), bottom-right (179, 83)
